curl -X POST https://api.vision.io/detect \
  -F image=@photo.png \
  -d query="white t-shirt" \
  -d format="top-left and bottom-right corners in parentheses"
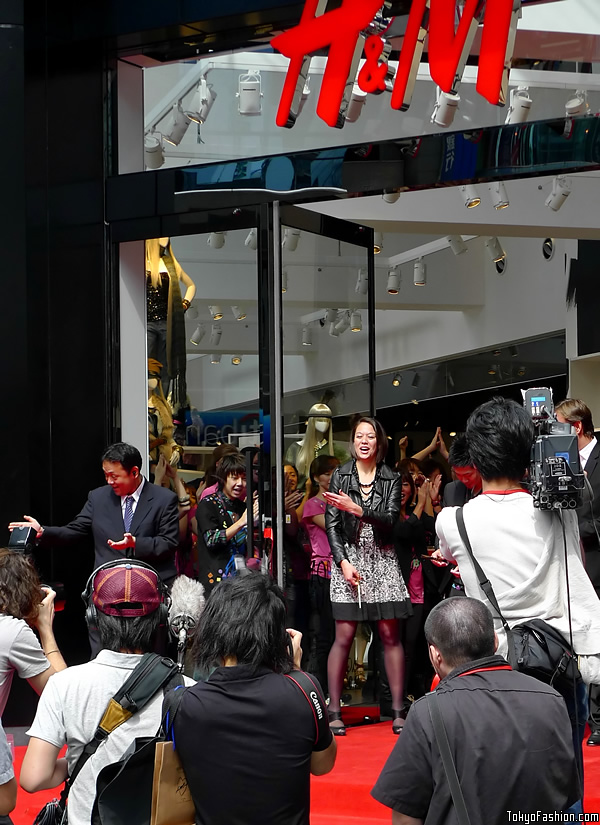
top-left (27, 650), bottom-right (194, 825)
top-left (436, 492), bottom-right (600, 657)
top-left (0, 614), bottom-right (50, 715)
top-left (0, 722), bottom-right (14, 786)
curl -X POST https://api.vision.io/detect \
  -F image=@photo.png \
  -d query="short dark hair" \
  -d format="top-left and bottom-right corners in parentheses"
top-left (96, 611), bottom-right (161, 654)
top-left (555, 398), bottom-right (595, 439)
top-left (308, 455), bottom-right (340, 498)
top-left (396, 457), bottom-right (422, 476)
top-left (192, 573), bottom-right (293, 676)
top-left (424, 597), bottom-right (495, 669)
top-left (349, 417), bottom-right (388, 464)
top-left (448, 434), bottom-right (471, 469)
top-left (465, 396), bottom-right (533, 482)
top-left (215, 453), bottom-right (247, 487)
top-left (102, 443), bottom-right (143, 474)
top-left (420, 458), bottom-right (445, 483)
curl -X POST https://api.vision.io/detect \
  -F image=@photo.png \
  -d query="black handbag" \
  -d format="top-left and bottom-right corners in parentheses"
top-left (455, 508), bottom-right (580, 693)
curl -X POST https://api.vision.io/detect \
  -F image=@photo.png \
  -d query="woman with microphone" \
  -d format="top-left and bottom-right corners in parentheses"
top-left (325, 417), bottom-right (410, 736)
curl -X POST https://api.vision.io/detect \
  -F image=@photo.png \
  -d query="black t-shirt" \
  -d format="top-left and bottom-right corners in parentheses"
top-left (372, 656), bottom-right (579, 825)
top-left (174, 664), bottom-right (332, 825)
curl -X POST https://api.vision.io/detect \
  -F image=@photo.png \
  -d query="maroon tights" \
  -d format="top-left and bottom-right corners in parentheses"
top-left (327, 619), bottom-right (405, 712)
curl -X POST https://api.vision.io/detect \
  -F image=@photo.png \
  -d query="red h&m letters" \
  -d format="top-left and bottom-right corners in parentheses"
top-left (272, 0), bottom-right (516, 128)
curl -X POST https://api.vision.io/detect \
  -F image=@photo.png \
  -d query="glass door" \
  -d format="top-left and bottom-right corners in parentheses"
top-left (268, 203), bottom-right (375, 589)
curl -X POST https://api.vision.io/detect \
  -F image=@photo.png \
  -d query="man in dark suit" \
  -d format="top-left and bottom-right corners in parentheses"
top-left (9, 442), bottom-right (179, 585)
top-left (556, 398), bottom-right (600, 745)
top-left (442, 434), bottom-right (482, 508)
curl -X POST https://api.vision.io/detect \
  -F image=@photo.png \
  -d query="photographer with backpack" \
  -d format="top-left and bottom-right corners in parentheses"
top-left (20, 561), bottom-right (194, 825)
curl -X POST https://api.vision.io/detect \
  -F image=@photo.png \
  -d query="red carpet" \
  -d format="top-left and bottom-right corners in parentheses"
top-left (10, 717), bottom-right (600, 824)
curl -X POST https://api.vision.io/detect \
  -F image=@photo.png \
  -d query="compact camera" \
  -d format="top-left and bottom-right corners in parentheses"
top-left (523, 387), bottom-right (585, 510)
top-left (7, 525), bottom-right (37, 553)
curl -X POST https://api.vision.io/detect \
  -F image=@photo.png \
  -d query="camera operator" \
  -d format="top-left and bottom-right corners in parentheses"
top-left (436, 396), bottom-right (600, 798)
top-left (556, 398), bottom-right (600, 747)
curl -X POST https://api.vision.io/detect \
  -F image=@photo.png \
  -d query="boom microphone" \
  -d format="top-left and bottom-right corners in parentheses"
top-left (169, 575), bottom-right (206, 671)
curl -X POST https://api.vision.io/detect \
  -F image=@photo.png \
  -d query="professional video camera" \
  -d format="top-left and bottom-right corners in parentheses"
top-left (523, 387), bottom-right (585, 510)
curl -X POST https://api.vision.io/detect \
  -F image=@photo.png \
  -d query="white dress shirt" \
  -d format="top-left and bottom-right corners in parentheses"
top-left (579, 436), bottom-right (597, 471)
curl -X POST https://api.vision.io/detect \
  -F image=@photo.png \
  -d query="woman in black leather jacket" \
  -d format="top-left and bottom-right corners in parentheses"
top-left (324, 417), bottom-right (411, 735)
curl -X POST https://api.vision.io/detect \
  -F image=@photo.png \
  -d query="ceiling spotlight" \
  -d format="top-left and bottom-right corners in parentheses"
top-left (281, 268), bottom-right (288, 293)
top-left (209, 324), bottom-right (222, 346)
top-left (485, 237), bottom-right (506, 264)
top-left (505, 85), bottom-right (532, 124)
top-left (449, 431), bottom-right (457, 437)
top-left (447, 372), bottom-right (455, 389)
top-left (412, 373), bottom-right (421, 388)
top-left (392, 373), bottom-right (402, 387)
top-left (350, 310), bottom-right (362, 332)
top-left (447, 235), bottom-right (467, 256)
top-left (326, 308), bottom-right (338, 324)
top-left (565, 89), bottom-right (588, 117)
top-left (345, 83), bottom-right (367, 123)
top-left (231, 305), bottom-right (246, 321)
top-left (373, 232), bottom-right (383, 254)
top-left (237, 72), bottom-right (263, 115)
top-left (382, 191), bottom-right (400, 204)
top-left (232, 355), bottom-right (243, 365)
top-left (517, 365), bottom-right (526, 377)
top-left (413, 258), bottom-right (426, 286)
top-left (245, 228), bottom-right (258, 251)
top-left (186, 79), bottom-right (217, 124)
top-left (509, 345), bottom-right (519, 358)
top-left (210, 353), bottom-right (221, 365)
top-left (387, 268), bottom-right (400, 294)
top-left (545, 176), bottom-right (571, 211)
top-left (190, 324), bottom-right (206, 346)
top-left (492, 348), bottom-right (502, 356)
top-left (488, 364), bottom-right (498, 375)
top-left (207, 232), bottom-right (226, 249)
top-left (489, 181), bottom-right (509, 210)
top-left (334, 312), bottom-right (351, 334)
top-left (328, 322), bottom-right (340, 338)
top-left (302, 326), bottom-right (313, 346)
top-left (460, 185), bottom-right (481, 209)
top-left (144, 134), bottom-right (165, 170)
top-left (282, 228), bottom-right (301, 252)
top-left (163, 104), bottom-right (191, 146)
top-left (431, 88), bottom-right (460, 128)
top-left (185, 304), bottom-right (198, 320)
top-left (355, 269), bottom-right (368, 295)
top-left (209, 305), bottom-right (223, 321)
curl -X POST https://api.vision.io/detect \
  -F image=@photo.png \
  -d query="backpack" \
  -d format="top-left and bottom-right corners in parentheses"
top-left (91, 678), bottom-right (186, 825)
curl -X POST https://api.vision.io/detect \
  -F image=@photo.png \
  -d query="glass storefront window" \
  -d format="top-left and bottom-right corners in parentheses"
top-left (280, 219), bottom-right (372, 490)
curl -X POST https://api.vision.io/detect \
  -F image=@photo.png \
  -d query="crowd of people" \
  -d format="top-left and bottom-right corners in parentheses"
top-left (1, 393), bottom-right (600, 823)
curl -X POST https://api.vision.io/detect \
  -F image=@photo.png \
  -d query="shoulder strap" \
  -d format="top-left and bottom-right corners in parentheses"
top-left (455, 508), bottom-right (517, 669)
top-left (426, 692), bottom-right (472, 825)
top-left (62, 654), bottom-right (180, 803)
top-left (285, 670), bottom-right (329, 746)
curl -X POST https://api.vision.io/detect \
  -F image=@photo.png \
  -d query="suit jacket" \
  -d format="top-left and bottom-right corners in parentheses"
top-left (39, 481), bottom-right (179, 583)
top-left (579, 440), bottom-right (600, 552)
top-left (442, 480), bottom-right (475, 508)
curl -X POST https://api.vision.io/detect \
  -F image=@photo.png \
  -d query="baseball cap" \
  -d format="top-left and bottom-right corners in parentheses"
top-left (92, 563), bottom-right (161, 617)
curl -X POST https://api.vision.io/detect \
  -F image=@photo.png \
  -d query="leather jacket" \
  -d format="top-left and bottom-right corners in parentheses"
top-left (325, 460), bottom-right (402, 567)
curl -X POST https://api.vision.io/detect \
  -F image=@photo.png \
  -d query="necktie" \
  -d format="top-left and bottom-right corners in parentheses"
top-left (124, 496), bottom-right (134, 532)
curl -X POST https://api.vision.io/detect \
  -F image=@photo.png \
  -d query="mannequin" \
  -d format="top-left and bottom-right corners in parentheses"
top-left (286, 403), bottom-right (349, 488)
top-left (148, 358), bottom-right (179, 466)
top-left (146, 236), bottom-right (196, 413)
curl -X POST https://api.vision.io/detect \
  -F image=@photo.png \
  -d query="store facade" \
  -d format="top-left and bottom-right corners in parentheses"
top-left (5, 0), bottom-right (600, 676)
